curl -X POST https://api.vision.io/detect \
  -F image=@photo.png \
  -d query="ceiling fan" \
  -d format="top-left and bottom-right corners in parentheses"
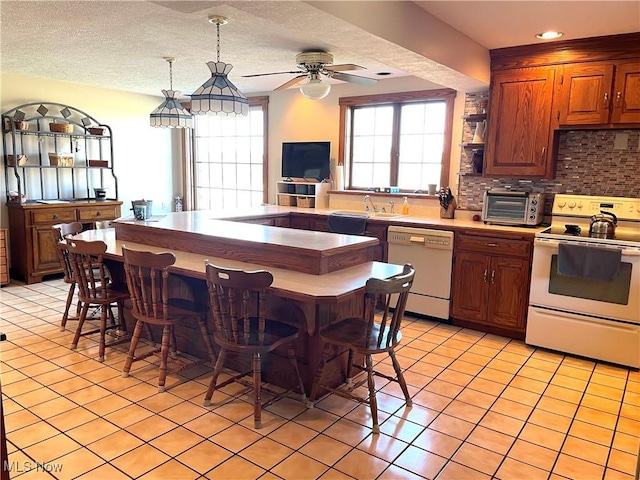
top-left (242, 51), bottom-right (378, 99)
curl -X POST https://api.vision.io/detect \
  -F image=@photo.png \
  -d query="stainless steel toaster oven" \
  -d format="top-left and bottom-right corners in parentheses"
top-left (482, 190), bottom-right (546, 226)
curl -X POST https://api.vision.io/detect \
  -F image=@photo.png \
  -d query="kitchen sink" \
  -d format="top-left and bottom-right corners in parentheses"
top-left (330, 210), bottom-right (402, 219)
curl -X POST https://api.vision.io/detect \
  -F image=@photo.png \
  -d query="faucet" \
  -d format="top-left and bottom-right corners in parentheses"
top-left (364, 195), bottom-right (378, 212)
top-left (389, 200), bottom-right (395, 214)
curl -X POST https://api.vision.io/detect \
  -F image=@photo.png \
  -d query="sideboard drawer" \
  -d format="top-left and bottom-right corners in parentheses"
top-left (31, 209), bottom-right (77, 225)
top-left (78, 206), bottom-right (119, 221)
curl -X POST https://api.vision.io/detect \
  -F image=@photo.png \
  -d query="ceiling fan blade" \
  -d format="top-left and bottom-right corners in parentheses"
top-left (324, 63), bottom-right (366, 72)
top-left (330, 72), bottom-right (378, 86)
top-left (242, 70), bottom-right (303, 78)
top-left (274, 75), bottom-right (307, 91)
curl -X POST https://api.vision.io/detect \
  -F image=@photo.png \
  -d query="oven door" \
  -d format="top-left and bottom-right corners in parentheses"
top-left (529, 238), bottom-right (640, 323)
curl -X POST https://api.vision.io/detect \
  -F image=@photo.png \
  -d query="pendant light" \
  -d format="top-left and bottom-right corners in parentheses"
top-left (191, 15), bottom-right (249, 116)
top-left (150, 57), bottom-right (193, 128)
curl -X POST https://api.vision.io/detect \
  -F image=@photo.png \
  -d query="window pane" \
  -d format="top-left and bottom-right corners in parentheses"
top-left (193, 104), bottom-right (265, 209)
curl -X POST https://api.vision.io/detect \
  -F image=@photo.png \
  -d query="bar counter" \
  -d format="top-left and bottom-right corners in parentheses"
top-left (74, 225), bottom-right (404, 391)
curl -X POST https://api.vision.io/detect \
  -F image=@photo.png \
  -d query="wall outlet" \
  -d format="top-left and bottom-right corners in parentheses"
top-left (614, 133), bottom-right (629, 150)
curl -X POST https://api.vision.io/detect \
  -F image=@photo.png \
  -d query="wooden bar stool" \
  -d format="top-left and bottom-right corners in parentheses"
top-left (307, 263), bottom-right (415, 433)
top-left (66, 238), bottom-right (130, 362)
top-left (52, 222), bottom-right (84, 331)
top-left (203, 262), bottom-right (307, 429)
top-left (121, 246), bottom-right (217, 393)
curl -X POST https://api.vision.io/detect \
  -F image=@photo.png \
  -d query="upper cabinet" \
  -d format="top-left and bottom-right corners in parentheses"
top-left (486, 33), bottom-right (640, 179)
top-left (559, 61), bottom-right (640, 125)
top-left (484, 67), bottom-right (558, 178)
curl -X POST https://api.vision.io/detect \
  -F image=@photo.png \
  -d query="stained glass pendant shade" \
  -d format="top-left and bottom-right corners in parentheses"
top-left (150, 57), bottom-right (193, 128)
top-left (190, 15), bottom-right (248, 117)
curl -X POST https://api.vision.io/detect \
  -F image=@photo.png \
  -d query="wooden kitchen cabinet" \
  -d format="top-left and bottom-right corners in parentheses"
top-left (0, 229), bottom-right (9, 286)
top-left (484, 67), bottom-right (558, 179)
top-left (559, 61), bottom-right (640, 125)
top-left (7, 200), bottom-right (122, 284)
top-left (451, 232), bottom-right (532, 338)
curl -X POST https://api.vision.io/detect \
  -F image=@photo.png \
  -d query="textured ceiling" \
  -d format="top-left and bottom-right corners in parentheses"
top-left (1, 0), bottom-right (637, 99)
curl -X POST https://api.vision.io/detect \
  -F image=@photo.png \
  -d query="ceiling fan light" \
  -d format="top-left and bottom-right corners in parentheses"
top-left (299, 78), bottom-right (331, 100)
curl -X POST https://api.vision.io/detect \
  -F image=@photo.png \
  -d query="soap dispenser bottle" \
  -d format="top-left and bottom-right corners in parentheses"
top-left (401, 197), bottom-right (409, 215)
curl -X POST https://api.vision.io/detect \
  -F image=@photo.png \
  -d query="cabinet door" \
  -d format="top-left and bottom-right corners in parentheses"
top-left (32, 226), bottom-right (61, 274)
top-left (289, 215), bottom-right (310, 230)
top-left (559, 62), bottom-right (614, 125)
top-left (486, 256), bottom-right (530, 330)
top-left (485, 67), bottom-right (557, 178)
top-left (611, 62), bottom-right (640, 124)
top-left (451, 252), bottom-right (490, 323)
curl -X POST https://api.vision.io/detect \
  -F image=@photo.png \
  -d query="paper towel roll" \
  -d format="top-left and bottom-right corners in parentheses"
top-left (334, 165), bottom-right (344, 190)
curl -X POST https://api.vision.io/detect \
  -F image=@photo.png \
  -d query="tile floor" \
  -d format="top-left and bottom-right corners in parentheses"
top-left (1, 278), bottom-right (639, 480)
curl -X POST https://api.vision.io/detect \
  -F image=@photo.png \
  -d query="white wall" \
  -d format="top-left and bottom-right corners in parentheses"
top-left (1, 72), bottom-right (179, 227)
top-left (265, 75), bottom-right (466, 204)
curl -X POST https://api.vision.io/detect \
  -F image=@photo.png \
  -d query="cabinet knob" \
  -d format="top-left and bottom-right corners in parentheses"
top-left (96, 211), bottom-right (101, 216)
top-left (615, 91), bottom-right (622, 106)
top-left (483, 269), bottom-right (488, 283)
top-left (485, 243), bottom-right (499, 247)
top-left (603, 92), bottom-right (609, 108)
top-left (490, 270), bottom-right (496, 284)
top-left (540, 146), bottom-right (546, 160)
top-left (52, 214), bottom-right (58, 219)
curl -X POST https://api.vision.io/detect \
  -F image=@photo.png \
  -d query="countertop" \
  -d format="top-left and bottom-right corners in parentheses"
top-left (182, 205), bottom-right (549, 238)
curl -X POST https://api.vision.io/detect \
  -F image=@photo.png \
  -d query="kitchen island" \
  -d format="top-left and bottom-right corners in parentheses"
top-left (75, 221), bottom-right (404, 392)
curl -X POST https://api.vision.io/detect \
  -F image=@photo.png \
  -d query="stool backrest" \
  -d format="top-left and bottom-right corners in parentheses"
top-left (364, 263), bottom-right (415, 350)
top-left (205, 262), bottom-right (273, 345)
top-left (66, 238), bottom-right (109, 301)
top-left (52, 222), bottom-right (83, 283)
top-left (122, 246), bottom-right (176, 322)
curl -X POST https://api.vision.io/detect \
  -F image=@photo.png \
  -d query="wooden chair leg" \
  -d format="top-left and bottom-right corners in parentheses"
top-left (122, 320), bottom-right (143, 377)
top-left (197, 317), bottom-right (217, 364)
top-left (286, 343), bottom-right (307, 401)
top-left (60, 282), bottom-right (76, 331)
top-left (71, 302), bottom-right (90, 350)
top-left (253, 352), bottom-right (262, 429)
top-left (345, 348), bottom-right (354, 385)
top-left (98, 304), bottom-right (109, 362)
top-left (389, 349), bottom-right (412, 407)
top-left (365, 354), bottom-right (380, 434)
top-left (308, 342), bottom-right (331, 407)
top-left (158, 325), bottom-right (171, 392)
top-left (204, 349), bottom-right (227, 406)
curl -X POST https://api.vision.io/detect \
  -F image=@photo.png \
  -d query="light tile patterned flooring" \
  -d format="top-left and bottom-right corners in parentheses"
top-left (1, 278), bottom-right (639, 480)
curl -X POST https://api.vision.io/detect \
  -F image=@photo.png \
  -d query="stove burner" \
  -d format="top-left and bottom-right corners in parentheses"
top-left (565, 224), bottom-right (582, 235)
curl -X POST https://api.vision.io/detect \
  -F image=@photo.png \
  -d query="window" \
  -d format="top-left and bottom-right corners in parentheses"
top-left (191, 97), bottom-right (269, 209)
top-left (339, 89), bottom-right (455, 191)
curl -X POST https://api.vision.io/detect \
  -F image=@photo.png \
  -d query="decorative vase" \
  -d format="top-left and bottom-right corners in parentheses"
top-left (472, 149), bottom-right (484, 174)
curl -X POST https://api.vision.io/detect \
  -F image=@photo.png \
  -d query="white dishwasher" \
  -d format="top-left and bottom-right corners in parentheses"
top-left (387, 226), bottom-right (454, 320)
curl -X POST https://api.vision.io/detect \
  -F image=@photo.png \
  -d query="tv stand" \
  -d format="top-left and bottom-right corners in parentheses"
top-left (276, 180), bottom-right (329, 209)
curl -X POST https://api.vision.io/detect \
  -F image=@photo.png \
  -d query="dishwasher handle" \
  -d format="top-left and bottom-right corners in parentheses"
top-left (409, 236), bottom-right (425, 245)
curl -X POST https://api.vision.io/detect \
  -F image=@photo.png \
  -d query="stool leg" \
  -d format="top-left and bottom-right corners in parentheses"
top-left (71, 302), bottom-right (90, 350)
top-left (122, 320), bottom-right (143, 377)
top-left (345, 348), bottom-right (354, 385)
top-left (98, 303), bottom-right (108, 362)
top-left (286, 343), bottom-right (306, 401)
top-left (158, 325), bottom-right (171, 392)
top-left (365, 354), bottom-right (380, 434)
top-left (389, 348), bottom-right (412, 406)
top-left (61, 282), bottom-right (76, 331)
top-left (197, 317), bottom-right (217, 365)
top-left (308, 342), bottom-right (331, 407)
top-left (253, 352), bottom-right (262, 429)
top-left (204, 348), bottom-right (227, 406)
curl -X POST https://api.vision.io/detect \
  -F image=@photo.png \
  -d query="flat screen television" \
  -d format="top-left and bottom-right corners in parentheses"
top-left (281, 141), bottom-right (331, 181)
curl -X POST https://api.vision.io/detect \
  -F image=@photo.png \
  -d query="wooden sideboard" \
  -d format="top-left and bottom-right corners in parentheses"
top-left (0, 229), bottom-right (8, 286)
top-left (7, 200), bottom-right (122, 284)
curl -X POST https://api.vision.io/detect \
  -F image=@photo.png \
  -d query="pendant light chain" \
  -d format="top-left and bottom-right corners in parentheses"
top-left (169, 59), bottom-right (174, 90)
top-left (216, 21), bottom-right (221, 62)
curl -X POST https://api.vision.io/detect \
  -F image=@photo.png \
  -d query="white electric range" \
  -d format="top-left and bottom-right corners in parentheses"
top-left (526, 194), bottom-right (640, 368)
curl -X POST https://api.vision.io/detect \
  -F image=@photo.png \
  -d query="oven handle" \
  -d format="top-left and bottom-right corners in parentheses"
top-left (534, 238), bottom-right (640, 256)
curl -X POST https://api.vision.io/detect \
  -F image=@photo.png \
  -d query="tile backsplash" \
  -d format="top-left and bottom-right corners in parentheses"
top-left (457, 93), bottom-right (640, 213)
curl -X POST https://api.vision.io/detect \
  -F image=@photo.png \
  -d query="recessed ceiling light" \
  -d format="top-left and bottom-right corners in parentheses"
top-left (535, 31), bottom-right (564, 40)
top-left (376, 72), bottom-right (392, 76)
